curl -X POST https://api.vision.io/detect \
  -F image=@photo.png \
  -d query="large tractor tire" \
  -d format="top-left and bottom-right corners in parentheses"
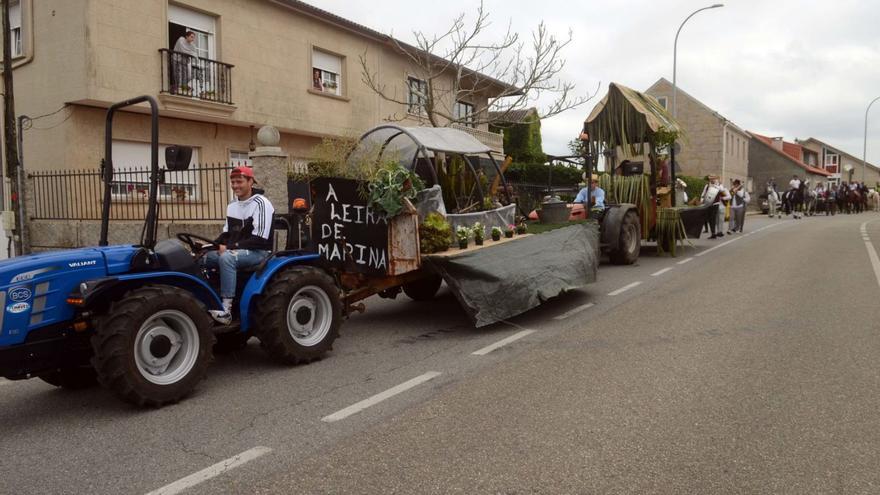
top-left (609, 210), bottom-right (641, 265)
top-left (91, 286), bottom-right (215, 407)
top-left (255, 266), bottom-right (341, 365)
top-left (39, 366), bottom-right (98, 390)
top-left (402, 274), bottom-right (443, 301)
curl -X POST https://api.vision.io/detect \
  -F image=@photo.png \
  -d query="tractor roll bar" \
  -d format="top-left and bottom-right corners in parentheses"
top-left (99, 95), bottom-right (160, 248)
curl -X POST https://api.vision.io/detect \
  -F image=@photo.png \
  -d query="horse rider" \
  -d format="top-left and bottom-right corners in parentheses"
top-left (767, 178), bottom-right (780, 218)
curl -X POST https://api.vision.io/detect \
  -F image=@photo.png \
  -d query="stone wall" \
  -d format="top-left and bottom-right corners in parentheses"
top-left (30, 219), bottom-right (222, 251)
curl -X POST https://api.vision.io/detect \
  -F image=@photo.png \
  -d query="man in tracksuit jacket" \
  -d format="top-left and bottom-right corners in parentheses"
top-left (204, 166), bottom-right (274, 324)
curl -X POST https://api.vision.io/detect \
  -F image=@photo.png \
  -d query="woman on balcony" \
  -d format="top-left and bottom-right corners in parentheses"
top-left (172, 31), bottom-right (198, 94)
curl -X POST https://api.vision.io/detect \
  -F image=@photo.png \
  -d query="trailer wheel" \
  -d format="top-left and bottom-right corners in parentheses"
top-left (255, 266), bottom-right (341, 365)
top-left (609, 210), bottom-right (640, 265)
top-left (39, 366), bottom-right (98, 390)
top-left (91, 286), bottom-right (215, 407)
top-left (402, 275), bottom-right (443, 301)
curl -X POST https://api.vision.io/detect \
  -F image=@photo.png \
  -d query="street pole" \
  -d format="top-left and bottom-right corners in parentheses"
top-left (671, 3), bottom-right (723, 206)
top-left (863, 96), bottom-right (880, 184)
top-left (1, 0), bottom-right (27, 255)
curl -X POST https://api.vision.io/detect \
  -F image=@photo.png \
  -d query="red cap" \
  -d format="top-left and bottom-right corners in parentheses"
top-left (230, 166), bottom-right (255, 180)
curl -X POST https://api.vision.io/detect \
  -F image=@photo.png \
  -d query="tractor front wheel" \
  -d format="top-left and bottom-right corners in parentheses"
top-left (91, 286), bottom-right (214, 407)
top-left (255, 266), bottom-right (341, 365)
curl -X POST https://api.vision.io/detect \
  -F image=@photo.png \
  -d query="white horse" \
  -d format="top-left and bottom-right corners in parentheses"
top-left (869, 189), bottom-right (880, 212)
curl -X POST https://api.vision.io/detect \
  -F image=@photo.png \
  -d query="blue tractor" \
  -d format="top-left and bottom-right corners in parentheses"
top-left (0, 96), bottom-right (342, 406)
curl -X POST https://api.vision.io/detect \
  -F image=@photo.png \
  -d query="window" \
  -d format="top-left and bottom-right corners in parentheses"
top-left (454, 101), bottom-right (475, 127)
top-left (229, 151), bottom-right (251, 167)
top-left (825, 152), bottom-right (839, 174)
top-left (168, 5), bottom-right (215, 60)
top-left (110, 140), bottom-right (200, 201)
top-left (656, 96), bottom-right (667, 109)
top-left (312, 49), bottom-right (343, 96)
top-left (407, 76), bottom-right (428, 115)
top-left (9, 1), bottom-right (21, 58)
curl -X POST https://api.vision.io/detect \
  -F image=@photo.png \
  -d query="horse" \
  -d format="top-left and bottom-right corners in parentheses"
top-left (868, 189), bottom-right (880, 212)
top-left (802, 188), bottom-right (818, 216)
top-left (782, 188), bottom-right (804, 218)
top-left (842, 187), bottom-right (862, 214)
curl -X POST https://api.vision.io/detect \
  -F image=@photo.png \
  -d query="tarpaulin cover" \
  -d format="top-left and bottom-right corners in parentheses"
top-left (423, 222), bottom-right (599, 327)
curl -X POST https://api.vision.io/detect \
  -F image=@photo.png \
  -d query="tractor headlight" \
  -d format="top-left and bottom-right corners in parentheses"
top-left (79, 282), bottom-right (89, 294)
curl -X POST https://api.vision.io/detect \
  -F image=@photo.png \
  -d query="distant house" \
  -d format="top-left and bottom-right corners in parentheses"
top-left (795, 137), bottom-right (880, 186)
top-left (489, 108), bottom-right (543, 163)
top-left (749, 133), bottom-right (831, 193)
top-left (645, 78), bottom-right (749, 188)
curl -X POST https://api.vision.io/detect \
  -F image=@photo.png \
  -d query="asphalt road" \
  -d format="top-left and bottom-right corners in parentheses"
top-left (2, 212), bottom-right (880, 494)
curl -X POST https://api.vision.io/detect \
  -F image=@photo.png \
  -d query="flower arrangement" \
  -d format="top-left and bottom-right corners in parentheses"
top-left (472, 222), bottom-right (485, 246)
top-left (419, 212), bottom-right (452, 254)
top-left (504, 224), bottom-right (515, 238)
top-left (491, 226), bottom-right (502, 241)
top-left (455, 225), bottom-right (470, 249)
top-left (516, 221), bottom-right (528, 235)
top-left (366, 161), bottom-right (425, 218)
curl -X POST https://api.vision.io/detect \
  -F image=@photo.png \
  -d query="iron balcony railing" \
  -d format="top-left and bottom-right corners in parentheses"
top-left (29, 164), bottom-right (234, 221)
top-left (159, 49), bottom-right (234, 105)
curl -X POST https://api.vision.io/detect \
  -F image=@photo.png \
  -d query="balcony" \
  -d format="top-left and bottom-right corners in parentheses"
top-left (450, 123), bottom-right (504, 155)
top-left (159, 49), bottom-right (235, 112)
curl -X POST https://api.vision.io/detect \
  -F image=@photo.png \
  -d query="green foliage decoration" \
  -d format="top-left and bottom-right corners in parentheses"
top-left (366, 162), bottom-right (425, 218)
top-left (419, 212), bottom-right (452, 253)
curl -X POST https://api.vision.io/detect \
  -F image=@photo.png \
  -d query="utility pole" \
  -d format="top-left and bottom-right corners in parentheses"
top-left (2, 0), bottom-right (28, 255)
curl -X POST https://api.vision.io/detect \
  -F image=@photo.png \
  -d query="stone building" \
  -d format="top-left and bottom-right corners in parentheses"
top-left (645, 78), bottom-right (749, 189)
top-left (749, 133), bottom-right (831, 197)
top-left (3, 0), bottom-right (514, 249)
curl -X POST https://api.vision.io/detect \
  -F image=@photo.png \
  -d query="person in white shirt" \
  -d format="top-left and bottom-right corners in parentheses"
top-left (789, 175), bottom-right (801, 191)
top-left (727, 179), bottom-right (749, 233)
top-left (701, 175), bottom-right (729, 239)
top-left (767, 179), bottom-right (780, 218)
top-left (203, 166), bottom-right (275, 324)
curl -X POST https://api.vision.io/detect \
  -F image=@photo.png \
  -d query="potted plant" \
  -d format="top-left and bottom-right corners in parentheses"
top-left (472, 222), bottom-right (485, 246)
top-left (491, 226), bottom-right (502, 241)
top-left (516, 221), bottom-right (528, 235)
top-left (504, 224), bottom-right (515, 238)
top-left (455, 225), bottom-right (470, 249)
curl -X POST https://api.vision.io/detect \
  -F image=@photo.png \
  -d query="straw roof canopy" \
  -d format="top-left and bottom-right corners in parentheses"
top-left (583, 82), bottom-right (682, 154)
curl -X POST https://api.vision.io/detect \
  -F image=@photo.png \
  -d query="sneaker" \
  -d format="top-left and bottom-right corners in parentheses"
top-left (709, 234), bottom-right (718, 239)
top-left (717, 233), bottom-right (724, 238)
top-left (726, 231), bottom-right (732, 235)
top-left (209, 310), bottom-right (232, 325)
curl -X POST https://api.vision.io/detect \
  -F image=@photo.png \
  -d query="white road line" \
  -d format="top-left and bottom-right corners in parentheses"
top-left (553, 303), bottom-right (595, 320)
top-left (145, 446), bottom-right (272, 495)
top-left (322, 372), bottom-right (442, 423)
top-left (861, 222), bottom-right (880, 290)
top-left (651, 267), bottom-right (674, 277)
top-left (695, 236), bottom-right (741, 257)
top-left (607, 281), bottom-right (642, 296)
top-left (676, 257), bottom-right (694, 265)
top-left (472, 330), bottom-right (536, 354)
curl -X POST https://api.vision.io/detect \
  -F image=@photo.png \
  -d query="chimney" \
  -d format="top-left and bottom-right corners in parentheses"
top-left (770, 137), bottom-right (784, 151)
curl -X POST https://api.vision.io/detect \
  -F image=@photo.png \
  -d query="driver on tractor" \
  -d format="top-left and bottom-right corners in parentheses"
top-left (204, 166), bottom-right (275, 324)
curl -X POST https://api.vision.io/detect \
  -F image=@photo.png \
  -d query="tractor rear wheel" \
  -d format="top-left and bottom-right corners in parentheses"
top-left (39, 366), bottom-right (98, 390)
top-left (255, 266), bottom-right (341, 365)
top-left (402, 274), bottom-right (443, 301)
top-left (609, 210), bottom-right (641, 265)
top-left (91, 285), bottom-right (214, 407)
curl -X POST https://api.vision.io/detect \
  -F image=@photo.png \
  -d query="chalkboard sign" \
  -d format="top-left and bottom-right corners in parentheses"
top-left (310, 177), bottom-right (390, 276)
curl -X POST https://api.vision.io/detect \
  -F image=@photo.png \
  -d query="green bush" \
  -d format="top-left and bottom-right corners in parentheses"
top-left (419, 212), bottom-right (452, 253)
top-left (678, 175), bottom-right (706, 204)
top-left (505, 162), bottom-right (582, 186)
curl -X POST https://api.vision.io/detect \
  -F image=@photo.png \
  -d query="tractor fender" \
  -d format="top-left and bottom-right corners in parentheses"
top-left (239, 253), bottom-right (322, 332)
top-left (600, 203), bottom-right (638, 251)
top-left (89, 272), bottom-right (223, 311)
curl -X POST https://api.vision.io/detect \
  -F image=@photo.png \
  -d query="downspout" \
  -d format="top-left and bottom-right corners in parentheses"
top-left (721, 120), bottom-right (729, 184)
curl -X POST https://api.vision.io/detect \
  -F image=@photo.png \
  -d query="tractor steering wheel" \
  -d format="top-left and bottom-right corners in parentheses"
top-left (176, 233), bottom-right (216, 253)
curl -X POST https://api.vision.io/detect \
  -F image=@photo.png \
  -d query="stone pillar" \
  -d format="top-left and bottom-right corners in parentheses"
top-left (249, 125), bottom-right (289, 249)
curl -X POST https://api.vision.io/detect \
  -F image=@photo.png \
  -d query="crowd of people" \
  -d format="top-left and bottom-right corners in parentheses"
top-left (699, 175), bottom-right (750, 239)
top-left (764, 175), bottom-right (878, 218)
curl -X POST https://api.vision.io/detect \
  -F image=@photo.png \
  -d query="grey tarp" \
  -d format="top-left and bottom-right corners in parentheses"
top-left (423, 223), bottom-right (599, 327)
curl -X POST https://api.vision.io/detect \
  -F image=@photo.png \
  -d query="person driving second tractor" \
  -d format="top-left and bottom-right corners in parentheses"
top-left (203, 166), bottom-right (275, 324)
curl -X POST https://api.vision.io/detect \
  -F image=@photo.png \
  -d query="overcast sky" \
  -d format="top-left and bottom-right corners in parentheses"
top-left (311, 0), bottom-right (880, 165)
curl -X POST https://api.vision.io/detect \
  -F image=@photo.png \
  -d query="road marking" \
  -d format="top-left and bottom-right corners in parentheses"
top-left (861, 221), bottom-right (880, 290)
top-left (695, 236), bottom-right (741, 257)
top-left (553, 303), bottom-right (595, 320)
top-left (145, 446), bottom-right (272, 495)
top-left (607, 281), bottom-right (642, 296)
top-left (472, 330), bottom-right (536, 354)
top-left (676, 257), bottom-right (694, 265)
top-left (651, 267), bottom-right (673, 277)
top-left (322, 372), bottom-right (442, 423)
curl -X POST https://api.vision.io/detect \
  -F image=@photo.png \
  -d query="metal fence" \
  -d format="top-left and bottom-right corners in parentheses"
top-left (29, 164), bottom-right (234, 221)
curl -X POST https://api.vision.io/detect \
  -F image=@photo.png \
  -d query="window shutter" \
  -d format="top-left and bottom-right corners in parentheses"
top-left (9, 1), bottom-right (21, 29)
top-left (168, 5), bottom-right (215, 33)
top-left (312, 50), bottom-right (342, 74)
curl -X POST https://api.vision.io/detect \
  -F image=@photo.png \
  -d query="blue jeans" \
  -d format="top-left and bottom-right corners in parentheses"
top-left (202, 249), bottom-right (270, 298)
